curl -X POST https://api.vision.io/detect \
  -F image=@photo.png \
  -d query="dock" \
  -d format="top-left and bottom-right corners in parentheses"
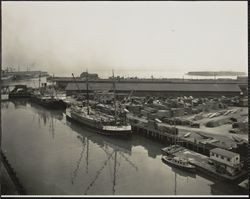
top-left (167, 147), bottom-right (248, 183)
top-left (1, 150), bottom-right (27, 194)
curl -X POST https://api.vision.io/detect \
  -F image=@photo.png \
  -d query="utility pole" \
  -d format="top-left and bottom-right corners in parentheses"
top-left (112, 70), bottom-right (117, 124)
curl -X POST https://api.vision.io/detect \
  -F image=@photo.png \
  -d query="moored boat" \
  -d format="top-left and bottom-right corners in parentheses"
top-left (66, 106), bottom-right (132, 136)
top-left (31, 87), bottom-right (67, 110)
top-left (162, 156), bottom-right (196, 173)
top-left (1, 94), bottom-right (9, 101)
top-left (161, 145), bottom-right (184, 155)
top-left (66, 70), bottom-right (132, 137)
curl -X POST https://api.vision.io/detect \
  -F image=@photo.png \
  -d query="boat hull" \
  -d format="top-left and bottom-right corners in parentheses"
top-left (31, 96), bottom-right (67, 110)
top-left (9, 93), bottom-right (31, 98)
top-left (162, 157), bottom-right (196, 173)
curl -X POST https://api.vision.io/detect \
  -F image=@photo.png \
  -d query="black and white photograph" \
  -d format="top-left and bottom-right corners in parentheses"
top-left (1, 1), bottom-right (248, 197)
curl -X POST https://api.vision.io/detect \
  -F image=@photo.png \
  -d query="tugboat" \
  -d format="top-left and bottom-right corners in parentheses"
top-left (162, 156), bottom-right (196, 173)
top-left (66, 70), bottom-right (132, 137)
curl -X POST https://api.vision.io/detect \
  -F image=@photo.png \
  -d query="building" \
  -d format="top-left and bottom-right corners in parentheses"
top-left (80, 72), bottom-right (99, 80)
top-left (65, 82), bottom-right (242, 97)
top-left (209, 148), bottom-right (241, 176)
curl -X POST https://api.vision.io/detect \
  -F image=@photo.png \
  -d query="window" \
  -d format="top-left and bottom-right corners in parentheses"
top-left (236, 157), bottom-right (239, 160)
top-left (227, 158), bottom-right (230, 162)
top-left (216, 154), bottom-right (218, 158)
top-left (221, 156), bottom-right (224, 160)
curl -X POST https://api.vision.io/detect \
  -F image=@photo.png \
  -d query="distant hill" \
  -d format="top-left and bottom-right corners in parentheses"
top-left (186, 71), bottom-right (246, 76)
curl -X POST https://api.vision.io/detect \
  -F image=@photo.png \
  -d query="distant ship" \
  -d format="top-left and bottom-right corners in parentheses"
top-left (31, 82), bottom-right (67, 110)
top-left (66, 70), bottom-right (132, 137)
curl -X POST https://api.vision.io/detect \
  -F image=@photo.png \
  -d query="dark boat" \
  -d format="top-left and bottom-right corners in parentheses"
top-left (9, 85), bottom-right (32, 98)
top-left (162, 156), bottom-right (196, 173)
top-left (31, 87), bottom-right (67, 110)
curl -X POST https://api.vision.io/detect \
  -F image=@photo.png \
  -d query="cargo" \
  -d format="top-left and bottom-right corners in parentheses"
top-left (156, 110), bottom-right (171, 118)
top-left (144, 106), bottom-right (157, 113)
top-left (190, 122), bottom-right (200, 128)
top-left (141, 110), bottom-right (149, 117)
top-left (171, 108), bottom-right (185, 117)
top-left (148, 113), bottom-right (157, 120)
top-left (126, 105), bottom-right (142, 114)
top-left (149, 103), bottom-right (168, 110)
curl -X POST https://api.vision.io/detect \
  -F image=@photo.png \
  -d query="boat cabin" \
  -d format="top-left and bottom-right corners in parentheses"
top-left (172, 157), bottom-right (189, 165)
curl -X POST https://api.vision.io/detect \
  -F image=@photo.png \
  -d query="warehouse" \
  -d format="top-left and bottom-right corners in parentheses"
top-left (65, 82), bottom-right (242, 97)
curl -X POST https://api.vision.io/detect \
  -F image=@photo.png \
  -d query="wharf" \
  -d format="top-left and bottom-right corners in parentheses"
top-left (1, 150), bottom-right (26, 194)
top-left (171, 148), bottom-right (248, 183)
top-left (1, 163), bottom-right (19, 195)
top-left (129, 114), bottom-right (230, 154)
top-left (127, 113), bottom-right (247, 159)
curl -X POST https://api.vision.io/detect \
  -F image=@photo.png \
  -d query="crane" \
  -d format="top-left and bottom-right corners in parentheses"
top-left (72, 73), bottom-right (81, 93)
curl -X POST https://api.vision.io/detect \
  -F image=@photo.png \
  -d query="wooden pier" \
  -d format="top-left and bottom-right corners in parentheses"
top-left (130, 120), bottom-right (211, 156)
top-left (1, 150), bottom-right (26, 194)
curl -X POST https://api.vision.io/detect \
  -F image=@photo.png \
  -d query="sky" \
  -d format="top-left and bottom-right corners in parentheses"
top-left (1, 1), bottom-right (248, 78)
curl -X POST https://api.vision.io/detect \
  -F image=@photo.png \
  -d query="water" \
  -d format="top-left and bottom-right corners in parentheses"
top-left (1, 100), bottom-right (247, 195)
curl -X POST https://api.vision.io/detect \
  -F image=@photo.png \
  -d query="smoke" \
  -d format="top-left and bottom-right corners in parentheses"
top-left (2, 2), bottom-right (248, 77)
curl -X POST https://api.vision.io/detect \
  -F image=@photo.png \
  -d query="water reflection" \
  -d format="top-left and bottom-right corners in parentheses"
top-left (170, 167), bottom-right (196, 179)
top-left (1, 100), bottom-right (10, 109)
top-left (67, 122), bottom-right (138, 195)
top-left (9, 99), bottom-right (28, 109)
top-left (1, 99), bottom-right (247, 195)
top-left (210, 182), bottom-right (248, 195)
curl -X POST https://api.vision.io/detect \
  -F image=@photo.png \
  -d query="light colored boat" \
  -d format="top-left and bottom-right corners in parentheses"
top-left (162, 156), bottom-right (196, 172)
top-left (161, 145), bottom-right (184, 155)
top-left (66, 106), bottom-right (132, 136)
top-left (66, 70), bottom-right (132, 137)
top-left (1, 94), bottom-right (9, 101)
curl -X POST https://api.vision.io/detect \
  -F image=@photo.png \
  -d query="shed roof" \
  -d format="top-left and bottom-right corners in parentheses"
top-left (65, 82), bottom-right (241, 92)
top-left (210, 148), bottom-right (239, 158)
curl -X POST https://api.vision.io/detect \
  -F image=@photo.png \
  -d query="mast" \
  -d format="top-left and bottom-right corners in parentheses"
top-left (86, 69), bottom-right (90, 115)
top-left (112, 70), bottom-right (117, 123)
top-left (86, 137), bottom-right (89, 173)
top-left (38, 73), bottom-right (41, 90)
top-left (174, 172), bottom-right (177, 195)
top-left (112, 150), bottom-right (117, 195)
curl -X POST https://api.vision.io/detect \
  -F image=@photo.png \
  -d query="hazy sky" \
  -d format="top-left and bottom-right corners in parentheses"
top-left (2, 1), bottom-right (248, 77)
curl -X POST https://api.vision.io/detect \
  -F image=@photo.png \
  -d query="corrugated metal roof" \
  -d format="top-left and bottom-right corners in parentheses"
top-left (210, 148), bottom-right (239, 158)
top-left (65, 82), bottom-right (241, 92)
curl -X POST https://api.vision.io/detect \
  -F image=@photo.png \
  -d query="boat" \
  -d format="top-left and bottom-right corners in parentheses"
top-left (31, 90), bottom-right (67, 110)
top-left (9, 85), bottom-right (32, 98)
top-left (31, 84), bottom-right (67, 110)
top-left (162, 156), bottom-right (196, 172)
top-left (1, 94), bottom-right (9, 101)
top-left (1, 85), bottom-right (10, 101)
top-left (161, 145), bottom-right (184, 155)
top-left (66, 70), bottom-right (132, 137)
top-left (66, 105), bottom-right (131, 136)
